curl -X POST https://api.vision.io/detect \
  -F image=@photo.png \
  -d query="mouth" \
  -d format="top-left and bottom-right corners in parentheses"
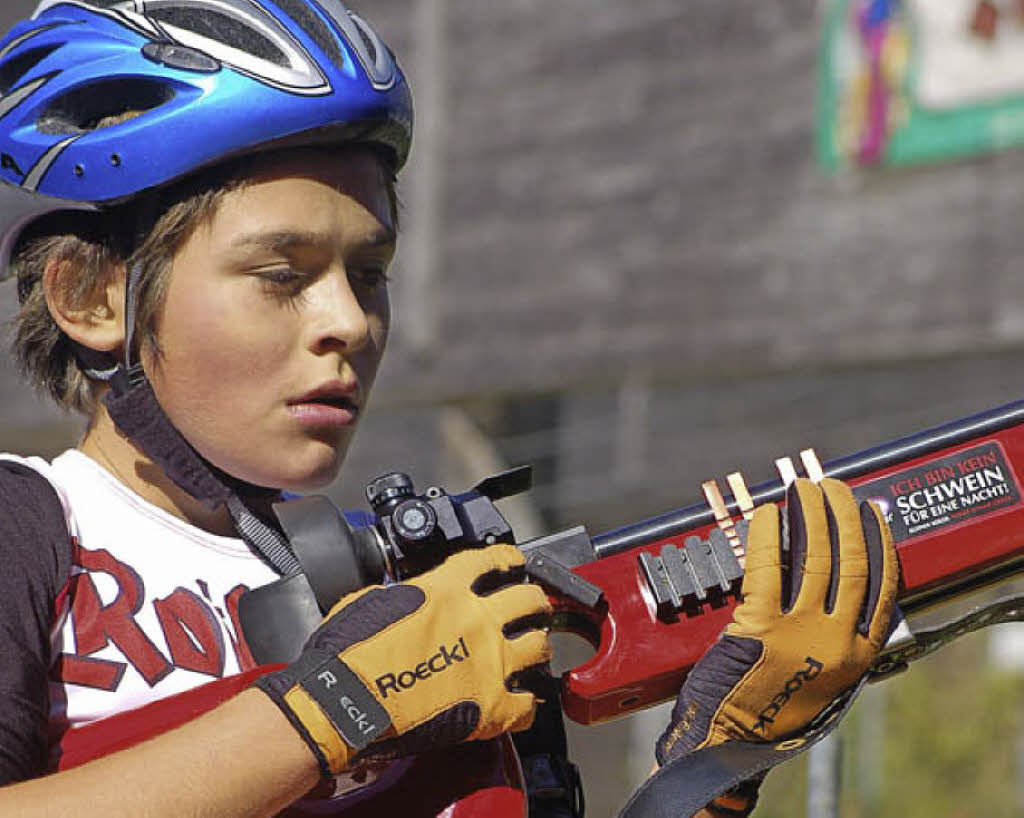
top-left (295, 394), bottom-right (358, 412)
top-left (291, 381), bottom-right (360, 407)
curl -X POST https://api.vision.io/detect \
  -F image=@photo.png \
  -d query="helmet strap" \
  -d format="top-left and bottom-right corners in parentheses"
top-left (75, 257), bottom-right (146, 394)
top-left (103, 377), bottom-right (302, 576)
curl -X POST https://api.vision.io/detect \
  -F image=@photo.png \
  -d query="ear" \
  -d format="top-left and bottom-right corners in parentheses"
top-left (43, 256), bottom-right (126, 354)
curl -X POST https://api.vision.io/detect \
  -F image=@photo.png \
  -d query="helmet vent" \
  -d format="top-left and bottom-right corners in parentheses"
top-left (351, 20), bottom-right (378, 65)
top-left (148, 7), bottom-right (289, 68)
top-left (37, 78), bottom-right (174, 135)
top-left (273, 0), bottom-right (345, 71)
top-left (0, 44), bottom-right (61, 96)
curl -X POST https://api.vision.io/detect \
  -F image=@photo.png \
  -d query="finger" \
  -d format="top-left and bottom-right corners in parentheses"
top-left (503, 610), bottom-right (553, 639)
top-left (727, 502), bottom-right (783, 635)
top-left (504, 691), bottom-right (540, 734)
top-left (447, 542), bottom-right (524, 574)
top-left (438, 544), bottom-right (526, 594)
top-left (503, 630), bottom-right (553, 676)
top-left (789, 479), bottom-right (835, 615)
top-left (823, 495), bottom-right (840, 614)
top-left (782, 481), bottom-right (807, 610)
top-left (819, 479), bottom-right (869, 625)
top-left (505, 663), bottom-right (553, 696)
top-left (861, 500), bottom-right (900, 647)
top-left (480, 582), bottom-right (553, 628)
top-left (471, 563), bottom-right (527, 596)
top-left (442, 542), bottom-right (524, 573)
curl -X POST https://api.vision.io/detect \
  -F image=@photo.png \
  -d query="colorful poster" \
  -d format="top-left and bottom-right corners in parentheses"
top-left (818, 0), bottom-right (1024, 170)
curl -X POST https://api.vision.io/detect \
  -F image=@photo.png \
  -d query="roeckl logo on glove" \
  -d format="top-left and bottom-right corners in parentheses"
top-left (752, 656), bottom-right (823, 734)
top-left (339, 694), bottom-right (378, 736)
top-left (376, 637), bottom-right (471, 698)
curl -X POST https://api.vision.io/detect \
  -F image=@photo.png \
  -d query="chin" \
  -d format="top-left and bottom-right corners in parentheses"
top-left (275, 466), bottom-right (342, 493)
top-left (199, 427), bottom-right (352, 493)
top-left (210, 445), bottom-right (345, 494)
top-left (264, 450), bottom-right (346, 493)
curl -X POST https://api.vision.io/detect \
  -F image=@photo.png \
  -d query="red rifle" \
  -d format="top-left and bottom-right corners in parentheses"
top-left (55, 399), bottom-right (1024, 816)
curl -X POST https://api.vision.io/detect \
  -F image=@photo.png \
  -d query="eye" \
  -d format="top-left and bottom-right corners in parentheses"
top-left (349, 263), bottom-right (391, 289)
top-left (256, 266), bottom-right (309, 300)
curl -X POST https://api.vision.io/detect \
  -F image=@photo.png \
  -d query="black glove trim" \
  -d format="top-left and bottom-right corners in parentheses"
top-left (655, 635), bottom-right (764, 764)
top-left (297, 655), bottom-right (392, 751)
top-left (254, 650), bottom-right (393, 777)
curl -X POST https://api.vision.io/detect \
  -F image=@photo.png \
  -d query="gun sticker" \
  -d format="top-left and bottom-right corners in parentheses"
top-left (852, 441), bottom-right (1021, 543)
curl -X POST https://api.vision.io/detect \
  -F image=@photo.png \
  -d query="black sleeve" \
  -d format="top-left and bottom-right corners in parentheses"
top-left (0, 461), bottom-right (73, 785)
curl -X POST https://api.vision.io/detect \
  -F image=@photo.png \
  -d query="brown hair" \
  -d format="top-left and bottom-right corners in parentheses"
top-left (10, 180), bottom-right (238, 414)
top-left (9, 147), bottom-right (398, 415)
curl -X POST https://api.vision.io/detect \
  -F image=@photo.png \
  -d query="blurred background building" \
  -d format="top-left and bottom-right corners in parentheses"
top-left (2, 1), bottom-right (1024, 815)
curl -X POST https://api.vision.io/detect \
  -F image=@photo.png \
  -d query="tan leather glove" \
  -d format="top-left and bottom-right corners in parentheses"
top-left (656, 478), bottom-right (898, 814)
top-left (256, 544), bottom-right (552, 776)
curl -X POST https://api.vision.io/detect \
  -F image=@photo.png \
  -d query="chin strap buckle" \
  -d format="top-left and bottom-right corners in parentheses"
top-left (107, 363), bottom-right (147, 396)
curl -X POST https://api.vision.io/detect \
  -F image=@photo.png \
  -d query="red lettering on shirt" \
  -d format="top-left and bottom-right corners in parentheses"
top-left (59, 546), bottom-right (172, 688)
top-left (54, 650), bottom-right (126, 691)
top-left (154, 587), bottom-right (226, 678)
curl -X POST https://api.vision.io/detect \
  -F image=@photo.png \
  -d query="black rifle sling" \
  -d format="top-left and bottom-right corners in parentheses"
top-left (617, 679), bottom-right (864, 818)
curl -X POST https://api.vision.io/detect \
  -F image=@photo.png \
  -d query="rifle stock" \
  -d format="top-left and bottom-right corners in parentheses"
top-left (556, 399), bottom-right (1024, 723)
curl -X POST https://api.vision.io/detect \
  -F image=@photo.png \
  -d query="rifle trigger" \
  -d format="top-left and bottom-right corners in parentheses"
top-left (525, 550), bottom-right (604, 609)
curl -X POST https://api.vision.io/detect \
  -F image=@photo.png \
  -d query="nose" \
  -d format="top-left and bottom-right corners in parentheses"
top-left (306, 269), bottom-right (372, 355)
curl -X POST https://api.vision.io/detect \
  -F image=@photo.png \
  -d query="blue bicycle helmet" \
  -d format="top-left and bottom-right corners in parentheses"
top-left (0, 0), bottom-right (413, 270)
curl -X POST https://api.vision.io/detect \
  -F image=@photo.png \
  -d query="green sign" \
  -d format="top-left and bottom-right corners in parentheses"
top-left (818, 0), bottom-right (1024, 171)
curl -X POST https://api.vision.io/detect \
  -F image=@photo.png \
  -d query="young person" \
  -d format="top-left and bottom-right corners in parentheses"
top-left (0, 3), bottom-right (898, 817)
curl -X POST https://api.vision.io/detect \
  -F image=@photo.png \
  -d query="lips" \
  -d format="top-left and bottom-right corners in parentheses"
top-left (287, 381), bottom-right (361, 428)
top-left (289, 381), bottom-right (360, 410)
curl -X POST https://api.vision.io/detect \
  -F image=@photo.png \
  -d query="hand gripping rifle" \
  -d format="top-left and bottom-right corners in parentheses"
top-left (55, 398), bottom-right (1024, 817)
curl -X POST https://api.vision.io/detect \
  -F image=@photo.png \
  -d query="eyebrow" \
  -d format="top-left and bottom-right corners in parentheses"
top-left (230, 226), bottom-right (397, 251)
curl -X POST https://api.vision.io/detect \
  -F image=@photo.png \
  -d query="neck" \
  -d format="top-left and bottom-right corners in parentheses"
top-left (79, 402), bottom-right (239, 537)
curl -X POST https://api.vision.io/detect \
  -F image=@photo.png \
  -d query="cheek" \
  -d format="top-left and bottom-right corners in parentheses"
top-left (152, 284), bottom-right (287, 414)
top-left (357, 293), bottom-right (390, 383)
top-left (163, 277), bottom-right (288, 363)
top-left (373, 293), bottom-right (391, 349)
